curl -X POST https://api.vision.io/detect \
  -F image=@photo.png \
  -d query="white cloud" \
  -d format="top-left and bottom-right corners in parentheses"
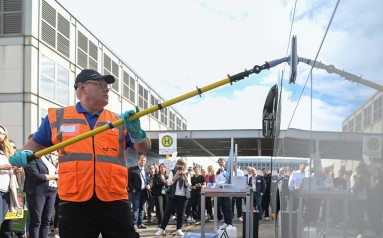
top-left (58, 0), bottom-right (383, 132)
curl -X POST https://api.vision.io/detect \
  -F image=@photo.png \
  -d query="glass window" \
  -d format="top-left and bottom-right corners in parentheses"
top-left (56, 84), bottom-right (69, 105)
top-left (40, 75), bottom-right (55, 99)
top-left (41, 109), bottom-right (48, 123)
top-left (41, 56), bottom-right (55, 78)
top-left (57, 65), bottom-right (69, 86)
top-left (40, 55), bottom-right (70, 105)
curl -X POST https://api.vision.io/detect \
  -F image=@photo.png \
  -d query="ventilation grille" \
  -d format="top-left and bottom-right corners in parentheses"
top-left (104, 54), bottom-right (111, 71)
top-left (129, 75), bottom-right (135, 103)
top-left (89, 58), bottom-right (98, 70)
top-left (41, 21), bottom-right (56, 48)
top-left (57, 33), bottom-right (69, 57)
top-left (41, 0), bottom-right (70, 59)
top-left (77, 31), bottom-right (99, 69)
top-left (4, 0), bottom-right (22, 11)
top-left (0, 0), bottom-right (23, 35)
top-left (77, 49), bottom-right (87, 69)
top-left (112, 61), bottom-right (119, 77)
top-left (3, 13), bottom-right (22, 33)
top-left (57, 13), bottom-right (69, 38)
top-left (42, 0), bottom-right (56, 26)
top-left (112, 78), bottom-right (119, 91)
top-left (122, 72), bottom-right (136, 103)
top-left (77, 31), bottom-right (88, 52)
top-left (89, 41), bottom-right (98, 60)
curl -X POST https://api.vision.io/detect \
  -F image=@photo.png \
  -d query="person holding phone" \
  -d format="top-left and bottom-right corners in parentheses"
top-left (155, 158), bottom-right (191, 237)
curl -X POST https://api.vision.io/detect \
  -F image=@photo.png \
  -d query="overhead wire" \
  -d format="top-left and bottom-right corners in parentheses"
top-left (274, 1), bottom-right (341, 159)
top-left (273, 0), bottom-right (298, 159)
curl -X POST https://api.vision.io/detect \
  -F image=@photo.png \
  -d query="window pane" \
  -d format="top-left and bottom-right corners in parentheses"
top-left (41, 56), bottom-right (55, 78)
top-left (41, 75), bottom-right (55, 99)
top-left (57, 65), bottom-right (69, 86)
top-left (56, 84), bottom-right (69, 105)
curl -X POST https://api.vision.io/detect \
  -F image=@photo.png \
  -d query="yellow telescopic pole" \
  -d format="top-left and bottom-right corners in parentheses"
top-left (33, 77), bottom-right (232, 158)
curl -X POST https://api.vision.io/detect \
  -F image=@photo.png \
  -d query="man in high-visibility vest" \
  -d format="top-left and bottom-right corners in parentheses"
top-left (9, 69), bottom-right (151, 238)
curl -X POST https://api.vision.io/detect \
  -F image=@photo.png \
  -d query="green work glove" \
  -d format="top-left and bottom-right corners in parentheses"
top-left (9, 150), bottom-right (34, 168)
top-left (122, 106), bottom-right (146, 144)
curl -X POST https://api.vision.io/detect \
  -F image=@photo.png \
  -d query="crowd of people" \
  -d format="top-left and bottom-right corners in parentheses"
top-left (1, 69), bottom-right (383, 238)
top-left (276, 162), bottom-right (383, 238)
top-left (128, 156), bottom-right (276, 236)
top-left (2, 117), bottom-right (276, 238)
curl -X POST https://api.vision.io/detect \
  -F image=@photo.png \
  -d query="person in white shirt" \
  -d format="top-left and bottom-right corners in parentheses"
top-left (288, 163), bottom-right (307, 190)
top-left (288, 163), bottom-right (308, 215)
top-left (0, 125), bottom-right (16, 225)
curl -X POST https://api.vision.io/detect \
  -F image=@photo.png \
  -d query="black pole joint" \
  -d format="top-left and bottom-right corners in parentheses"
top-left (196, 86), bottom-right (203, 97)
top-left (228, 69), bottom-right (251, 84)
top-left (228, 62), bottom-right (271, 84)
top-left (253, 62), bottom-right (270, 74)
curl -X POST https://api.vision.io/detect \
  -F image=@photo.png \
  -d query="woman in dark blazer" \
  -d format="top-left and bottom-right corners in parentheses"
top-left (151, 163), bottom-right (168, 226)
top-left (24, 153), bottom-right (58, 238)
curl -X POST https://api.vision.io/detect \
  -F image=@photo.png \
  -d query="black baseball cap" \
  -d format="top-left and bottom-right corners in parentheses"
top-left (74, 69), bottom-right (115, 89)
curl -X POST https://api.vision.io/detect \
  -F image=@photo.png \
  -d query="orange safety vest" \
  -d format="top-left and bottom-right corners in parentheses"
top-left (48, 106), bottom-right (128, 202)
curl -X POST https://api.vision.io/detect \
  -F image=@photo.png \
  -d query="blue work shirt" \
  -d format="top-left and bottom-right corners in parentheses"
top-left (33, 102), bottom-right (135, 149)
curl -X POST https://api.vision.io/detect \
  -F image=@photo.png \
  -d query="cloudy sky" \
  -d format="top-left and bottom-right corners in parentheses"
top-left (58, 0), bottom-right (383, 131)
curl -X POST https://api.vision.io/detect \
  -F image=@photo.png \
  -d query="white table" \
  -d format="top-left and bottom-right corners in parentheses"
top-left (201, 186), bottom-right (254, 238)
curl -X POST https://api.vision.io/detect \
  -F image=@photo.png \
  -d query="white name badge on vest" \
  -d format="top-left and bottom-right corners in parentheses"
top-left (60, 124), bottom-right (80, 136)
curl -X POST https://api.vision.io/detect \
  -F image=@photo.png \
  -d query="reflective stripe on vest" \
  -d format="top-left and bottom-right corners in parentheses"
top-left (48, 106), bottom-right (128, 202)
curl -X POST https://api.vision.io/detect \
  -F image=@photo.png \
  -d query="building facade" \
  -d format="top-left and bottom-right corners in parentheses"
top-left (342, 92), bottom-right (383, 134)
top-left (0, 0), bottom-right (187, 152)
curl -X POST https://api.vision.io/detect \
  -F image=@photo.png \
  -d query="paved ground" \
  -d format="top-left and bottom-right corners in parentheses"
top-left (135, 217), bottom-right (275, 238)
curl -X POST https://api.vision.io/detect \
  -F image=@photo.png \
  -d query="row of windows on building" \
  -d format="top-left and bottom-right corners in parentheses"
top-left (237, 159), bottom-right (307, 173)
top-left (342, 94), bottom-right (383, 132)
top-left (40, 55), bottom-right (186, 131)
top-left (0, 0), bottom-right (187, 130)
top-left (36, 0), bottom-right (186, 131)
